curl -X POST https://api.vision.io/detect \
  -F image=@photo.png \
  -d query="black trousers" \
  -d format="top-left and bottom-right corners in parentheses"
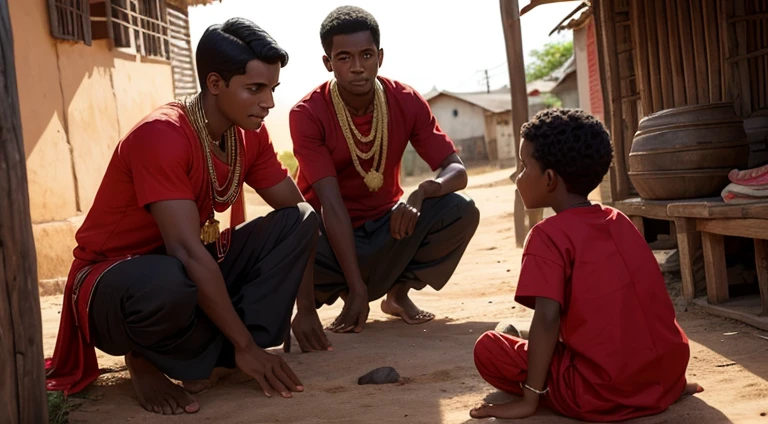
top-left (314, 193), bottom-right (480, 306)
top-left (89, 204), bottom-right (318, 381)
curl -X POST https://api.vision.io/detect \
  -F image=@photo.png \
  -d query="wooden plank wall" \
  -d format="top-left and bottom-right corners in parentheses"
top-left (167, 5), bottom-right (197, 98)
top-left (631, 0), bottom-right (727, 116)
top-left (724, 0), bottom-right (768, 118)
top-left (596, 0), bottom-right (637, 200)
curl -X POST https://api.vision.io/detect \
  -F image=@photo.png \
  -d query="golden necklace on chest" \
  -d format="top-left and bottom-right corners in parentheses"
top-left (179, 94), bottom-right (242, 245)
top-left (330, 79), bottom-right (389, 192)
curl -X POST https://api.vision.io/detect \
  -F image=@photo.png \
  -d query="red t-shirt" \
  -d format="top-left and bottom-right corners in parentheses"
top-left (290, 77), bottom-right (456, 228)
top-left (515, 205), bottom-right (689, 420)
top-left (74, 102), bottom-right (288, 262)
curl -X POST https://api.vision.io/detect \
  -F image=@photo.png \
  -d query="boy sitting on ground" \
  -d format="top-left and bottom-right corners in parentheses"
top-left (470, 109), bottom-right (702, 422)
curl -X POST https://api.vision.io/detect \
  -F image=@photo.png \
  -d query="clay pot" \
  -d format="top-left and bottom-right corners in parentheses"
top-left (628, 102), bottom-right (749, 200)
top-left (627, 168), bottom-right (732, 200)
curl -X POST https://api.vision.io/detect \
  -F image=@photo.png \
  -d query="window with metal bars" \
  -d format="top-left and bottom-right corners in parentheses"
top-left (47, 0), bottom-right (93, 45)
top-left (104, 0), bottom-right (170, 59)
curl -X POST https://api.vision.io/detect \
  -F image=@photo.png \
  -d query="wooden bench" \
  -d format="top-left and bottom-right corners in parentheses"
top-left (667, 199), bottom-right (768, 331)
top-left (613, 198), bottom-right (675, 238)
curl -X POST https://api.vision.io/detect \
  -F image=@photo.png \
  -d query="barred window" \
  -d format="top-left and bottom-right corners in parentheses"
top-left (101, 0), bottom-right (170, 59)
top-left (47, 0), bottom-right (92, 45)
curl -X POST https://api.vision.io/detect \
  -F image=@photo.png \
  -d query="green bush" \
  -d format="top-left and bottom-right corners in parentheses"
top-left (278, 150), bottom-right (299, 178)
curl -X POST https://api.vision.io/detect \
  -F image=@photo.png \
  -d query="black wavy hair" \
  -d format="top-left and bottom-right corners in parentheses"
top-left (521, 108), bottom-right (613, 196)
top-left (196, 18), bottom-right (288, 90)
top-left (320, 6), bottom-right (380, 55)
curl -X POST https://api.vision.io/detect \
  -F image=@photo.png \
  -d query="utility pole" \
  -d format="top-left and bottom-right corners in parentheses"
top-left (0, 0), bottom-right (48, 421)
top-left (500, 0), bottom-right (543, 248)
top-left (484, 69), bottom-right (490, 93)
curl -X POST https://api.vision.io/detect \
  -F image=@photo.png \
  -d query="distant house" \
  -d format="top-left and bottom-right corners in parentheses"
top-left (549, 55), bottom-right (579, 109)
top-left (415, 81), bottom-right (556, 172)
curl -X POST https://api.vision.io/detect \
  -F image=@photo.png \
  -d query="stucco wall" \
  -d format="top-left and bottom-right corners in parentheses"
top-left (428, 96), bottom-right (487, 142)
top-left (10, 0), bottom-right (175, 285)
top-left (574, 26), bottom-right (592, 113)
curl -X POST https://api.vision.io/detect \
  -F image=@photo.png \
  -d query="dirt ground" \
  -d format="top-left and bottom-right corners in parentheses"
top-left (40, 169), bottom-right (768, 423)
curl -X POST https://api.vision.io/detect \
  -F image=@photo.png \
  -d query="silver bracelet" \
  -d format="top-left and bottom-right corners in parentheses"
top-left (520, 382), bottom-right (549, 395)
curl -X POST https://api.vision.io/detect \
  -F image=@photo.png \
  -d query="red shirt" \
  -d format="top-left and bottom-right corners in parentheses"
top-left (46, 102), bottom-right (287, 394)
top-left (290, 77), bottom-right (456, 228)
top-left (515, 205), bottom-right (689, 421)
top-left (75, 102), bottom-right (287, 262)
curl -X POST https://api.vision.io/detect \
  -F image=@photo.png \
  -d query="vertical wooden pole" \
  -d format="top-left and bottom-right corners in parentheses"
top-left (754, 239), bottom-right (768, 317)
top-left (500, 0), bottom-right (535, 247)
top-left (596, 0), bottom-right (630, 200)
top-left (676, 218), bottom-right (702, 303)
top-left (702, 232), bottom-right (729, 304)
top-left (0, 0), bottom-right (48, 421)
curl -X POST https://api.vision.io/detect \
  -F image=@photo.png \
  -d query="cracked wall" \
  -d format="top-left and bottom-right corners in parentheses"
top-left (10, 0), bottom-right (175, 286)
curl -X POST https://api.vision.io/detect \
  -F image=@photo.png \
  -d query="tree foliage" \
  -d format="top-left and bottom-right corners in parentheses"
top-left (525, 40), bottom-right (573, 82)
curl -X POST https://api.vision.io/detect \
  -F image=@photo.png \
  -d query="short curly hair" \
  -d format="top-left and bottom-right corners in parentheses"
top-left (320, 6), bottom-right (380, 56)
top-left (521, 109), bottom-right (613, 196)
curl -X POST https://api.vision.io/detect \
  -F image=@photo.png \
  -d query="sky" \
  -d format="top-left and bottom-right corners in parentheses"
top-left (187, 0), bottom-right (581, 151)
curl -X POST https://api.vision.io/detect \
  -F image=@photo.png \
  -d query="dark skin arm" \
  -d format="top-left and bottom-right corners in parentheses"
top-left (519, 297), bottom-right (561, 414)
top-left (390, 153), bottom-right (468, 239)
top-left (470, 297), bottom-right (561, 419)
top-left (312, 177), bottom-right (370, 333)
top-left (254, 177), bottom-right (331, 353)
top-left (150, 199), bottom-right (302, 398)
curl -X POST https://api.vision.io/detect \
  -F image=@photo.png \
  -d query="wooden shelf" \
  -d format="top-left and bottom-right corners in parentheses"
top-left (615, 197), bottom-right (768, 220)
top-left (614, 197), bottom-right (675, 220)
top-left (693, 296), bottom-right (768, 331)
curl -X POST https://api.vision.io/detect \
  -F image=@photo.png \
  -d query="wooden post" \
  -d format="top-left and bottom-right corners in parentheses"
top-left (630, 216), bottom-right (645, 239)
top-left (595, 0), bottom-right (630, 200)
top-left (754, 239), bottom-right (768, 317)
top-left (701, 232), bottom-right (729, 304)
top-left (0, 0), bottom-right (48, 421)
top-left (675, 218), bottom-right (702, 303)
top-left (500, 0), bottom-right (536, 247)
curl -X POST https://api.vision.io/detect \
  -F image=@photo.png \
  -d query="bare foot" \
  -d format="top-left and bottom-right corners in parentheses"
top-left (183, 367), bottom-right (236, 394)
top-left (469, 397), bottom-right (537, 420)
top-left (125, 352), bottom-right (199, 415)
top-left (681, 381), bottom-right (704, 397)
top-left (380, 284), bottom-right (435, 325)
top-left (181, 379), bottom-right (211, 395)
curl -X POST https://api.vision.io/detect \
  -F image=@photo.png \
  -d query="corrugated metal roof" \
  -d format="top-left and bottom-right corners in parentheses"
top-left (166, 0), bottom-right (221, 9)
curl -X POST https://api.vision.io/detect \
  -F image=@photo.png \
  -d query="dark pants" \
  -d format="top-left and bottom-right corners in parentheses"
top-left (89, 204), bottom-right (318, 381)
top-left (314, 193), bottom-right (480, 306)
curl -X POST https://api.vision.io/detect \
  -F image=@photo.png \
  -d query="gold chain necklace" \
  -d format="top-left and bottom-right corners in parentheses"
top-left (330, 79), bottom-right (388, 191)
top-left (179, 94), bottom-right (243, 244)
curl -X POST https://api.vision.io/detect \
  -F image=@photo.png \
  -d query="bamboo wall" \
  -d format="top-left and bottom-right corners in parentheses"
top-left (595, 0), bottom-right (768, 201)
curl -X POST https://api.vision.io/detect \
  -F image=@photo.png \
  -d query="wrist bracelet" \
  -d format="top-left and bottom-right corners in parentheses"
top-left (520, 382), bottom-right (549, 395)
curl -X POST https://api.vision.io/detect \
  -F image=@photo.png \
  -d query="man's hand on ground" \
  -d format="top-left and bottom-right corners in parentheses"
top-left (291, 309), bottom-right (333, 352)
top-left (234, 343), bottom-right (303, 398)
top-left (326, 287), bottom-right (370, 333)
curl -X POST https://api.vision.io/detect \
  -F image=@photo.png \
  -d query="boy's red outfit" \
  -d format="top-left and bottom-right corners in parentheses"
top-left (474, 205), bottom-right (690, 422)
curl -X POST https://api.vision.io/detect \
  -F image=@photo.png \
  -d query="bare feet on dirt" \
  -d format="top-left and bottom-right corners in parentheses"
top-left (125, 352), bottom-right (199, 415)
top-left (682, 382), bottom-right (704, 397)
top-left (381, 284), bottom-right (435, 325)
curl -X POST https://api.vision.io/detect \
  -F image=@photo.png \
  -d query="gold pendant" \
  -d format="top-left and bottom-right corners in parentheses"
top-left (200, 217), bottom-right (221, 245)
top-left (364, 171), bottom-right (384, 192)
